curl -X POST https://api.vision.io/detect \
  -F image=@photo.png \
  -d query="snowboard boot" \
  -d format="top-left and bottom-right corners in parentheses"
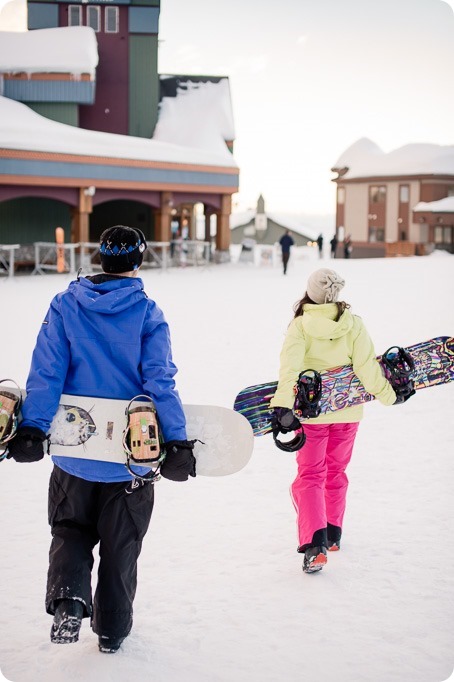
top-left (98, 635), bottom-right (125, 654)
top-left (327, 523), bottom-right (342, 552)
top-left (302, 546), bottom-right (328, 574)
top-left (50, 599), bottom-right (84, 644)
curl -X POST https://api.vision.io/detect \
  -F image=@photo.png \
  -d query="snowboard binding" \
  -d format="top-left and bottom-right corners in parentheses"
top-left (271, 420), bottom-right (306, 452)
top-left (271, 370), bottom-right (323, 452)
top-left (0, 380), bottom-right (22, 460)
top-left (293, 369), bottom-right (322, 420)
top-left (382, 346), bottom-right (416, 401)
top-left (123, 395), bottom-right (165, 482)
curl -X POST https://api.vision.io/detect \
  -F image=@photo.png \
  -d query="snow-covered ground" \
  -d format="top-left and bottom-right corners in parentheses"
top-left (0, 249), bottom-right (453, 682)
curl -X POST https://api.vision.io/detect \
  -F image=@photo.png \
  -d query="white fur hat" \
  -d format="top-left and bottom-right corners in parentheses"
top-left (306, 268), bottom-right (345, 304)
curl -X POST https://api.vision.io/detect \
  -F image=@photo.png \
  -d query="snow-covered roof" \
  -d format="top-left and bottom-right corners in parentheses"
top-left (230, 210), bottom-right (255, 229)
top-left (0, 27), bottom-right (99, 77)
top-left (0, 95), bottom-right (238, 168)
top-left (229, 210), bottom-right (319, 240)
top-left (332, 138), bottom-right (454, 180)
top-left (153, 79), bottom-right (235, 158)
top-left (413, 196), bottom-right (454, 213)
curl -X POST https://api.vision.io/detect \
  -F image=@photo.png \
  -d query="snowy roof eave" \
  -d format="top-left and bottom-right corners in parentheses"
top-left (333, 138), bottom-right (454, 180)
top-left (0, 27), bottom-right (99, 77)
top-left (0, 96), bottom-right (239, 169)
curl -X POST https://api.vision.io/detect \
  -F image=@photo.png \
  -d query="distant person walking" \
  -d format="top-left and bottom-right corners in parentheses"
top-left (330, 234), bottom-right (338, 258)
top-left (316, 234), bottom-right (324, 259)
top-left (279, 230), bottom-right (294, 275)
top-left (344, 235), bottom-right (352, 259)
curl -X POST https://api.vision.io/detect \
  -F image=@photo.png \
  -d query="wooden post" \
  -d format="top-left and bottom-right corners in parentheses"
top-left (154, 191), bottom-right (173, 242)
top-left (73, 188), bottom-right (93, 245)
top-left (215, 194), bottom-right (232, 252)
top-left (204, 208), bottom-right (211, 243)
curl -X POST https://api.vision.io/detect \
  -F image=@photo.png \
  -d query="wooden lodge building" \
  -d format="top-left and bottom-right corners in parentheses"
top-left (331, 138), bottom-right (454, 257)
top-left (0, 0), bottom-right (239, 262)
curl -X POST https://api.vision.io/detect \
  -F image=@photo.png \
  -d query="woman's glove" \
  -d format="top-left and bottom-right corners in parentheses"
top-left (271, 407), bottom-right (301, 433)
top-left (160, 440), bottom-right (197, 481)
top-left (7, 426), bottom-right (48, 463)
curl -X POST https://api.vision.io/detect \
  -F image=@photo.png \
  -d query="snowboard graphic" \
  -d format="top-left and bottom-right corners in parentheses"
top-left (3, 390), bottom-right (254, 477)
top-left (234, 336), bottom-right (454, 436)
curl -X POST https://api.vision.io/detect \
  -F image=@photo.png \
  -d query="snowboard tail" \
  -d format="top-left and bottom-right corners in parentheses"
top-left (234, 336), bottom-right (454, 436)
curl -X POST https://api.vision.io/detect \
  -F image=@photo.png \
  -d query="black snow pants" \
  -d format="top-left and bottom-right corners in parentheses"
top-left (46, 466), bottom-right (154, 639)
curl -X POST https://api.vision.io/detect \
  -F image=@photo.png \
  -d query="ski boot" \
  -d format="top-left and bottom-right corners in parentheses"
top-left (302, 546), bottom-right (327, 573)
top-left (98, 635), bottom-right (125, 654)
top-left (50, 599), bottom-right (84, 644)
top-left (327, 523), bottom-right (342, 551)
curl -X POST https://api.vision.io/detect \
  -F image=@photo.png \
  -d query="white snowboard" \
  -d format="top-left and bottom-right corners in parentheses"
top-left (6, 390), bottom-right (254, 477)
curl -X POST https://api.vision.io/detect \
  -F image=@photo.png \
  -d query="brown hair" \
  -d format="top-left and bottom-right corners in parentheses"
top-left (293, 294), bottom-right (350, 322)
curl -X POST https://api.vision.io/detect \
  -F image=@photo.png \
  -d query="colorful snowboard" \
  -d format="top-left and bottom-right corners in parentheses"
top-left (4, 390), bottom-right (254, 477)
top-left (234, 336), bottom-right (454, 436)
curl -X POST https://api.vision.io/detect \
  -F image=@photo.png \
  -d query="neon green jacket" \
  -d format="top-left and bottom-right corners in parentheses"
top-left (269, 303), bottom-right (396, 423)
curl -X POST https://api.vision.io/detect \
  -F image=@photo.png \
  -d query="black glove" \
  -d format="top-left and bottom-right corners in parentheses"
top-left (271, 407), bottom-right (301, 433)
top-left (7, 426), bottom-right (48, 463)
top-left (160, 440), bottom-right (197, 482)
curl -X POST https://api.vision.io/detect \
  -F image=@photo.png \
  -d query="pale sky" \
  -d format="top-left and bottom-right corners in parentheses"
top-left (1, 0), bottom-right (454, 216)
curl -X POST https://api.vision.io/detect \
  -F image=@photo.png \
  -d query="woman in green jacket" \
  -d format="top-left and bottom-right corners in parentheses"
top-left (270, 268), bottom-right (397, 573)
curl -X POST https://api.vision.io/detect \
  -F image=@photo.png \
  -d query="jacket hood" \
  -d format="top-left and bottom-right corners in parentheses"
top-left (298, 303), bottom-right (354, 340)
top-left (67, 276), bottom-right (147, 314)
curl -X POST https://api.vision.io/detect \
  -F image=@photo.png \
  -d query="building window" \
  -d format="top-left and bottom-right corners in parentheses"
top-left (447, 186), bottom-right (454, 197)
top-left (337, 187), bottom-right (345, 205)
top-left (435, 225), bottom-right (453, 244)
top-left (369, 226), bottom-right (385, 242)
top-left (399, 185), bottom-right (409, 203)
top-left (87, 5), bottom-right (101, 32)
top-left (105, 6), bottom-right (119, 33)
top-left (369, 185), bottom-right (386, 203)
top-left (68, 5), bottom-right (82, 26)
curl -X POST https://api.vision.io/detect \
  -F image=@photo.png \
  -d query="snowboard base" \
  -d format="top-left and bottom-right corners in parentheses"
top-left (4, 390), bottom-right (254, 477)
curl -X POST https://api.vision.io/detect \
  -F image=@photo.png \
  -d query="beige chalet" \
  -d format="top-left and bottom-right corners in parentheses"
top-left (331, 138), bottom-right (454, 257)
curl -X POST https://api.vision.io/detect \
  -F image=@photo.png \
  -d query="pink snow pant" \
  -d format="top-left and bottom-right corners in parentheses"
top-left (290, 422), bottom-right (359, 548)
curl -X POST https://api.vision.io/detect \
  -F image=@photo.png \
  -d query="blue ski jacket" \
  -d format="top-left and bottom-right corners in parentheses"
top-left (21, 275), bottom-right (187, 482)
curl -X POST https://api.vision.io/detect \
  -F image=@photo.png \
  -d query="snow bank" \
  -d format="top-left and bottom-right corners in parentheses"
top-left (0, 26), bottom-right (98, 76)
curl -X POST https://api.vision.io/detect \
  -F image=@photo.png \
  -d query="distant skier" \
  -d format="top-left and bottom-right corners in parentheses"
top-left (316, 234), bottom-right (324, 258)
top-left (269, 268), bottom-right (412, 573)
top-left (344, 234), bottom-right (353, 259)
top-left (279, 230), bottom-right (294, 274)
top-left (7, 226), bottom-right (196, 653)
top-left (330, 234), bottom-right (338, 258)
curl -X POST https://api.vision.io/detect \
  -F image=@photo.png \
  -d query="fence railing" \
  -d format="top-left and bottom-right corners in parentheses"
top-left (0, 240), bottom-right (212, 277)
top-left (0, 244), bottom-right (19, 278)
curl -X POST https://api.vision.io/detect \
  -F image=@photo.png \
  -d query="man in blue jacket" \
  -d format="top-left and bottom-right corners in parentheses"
top-left (8, 225), bottom-right (196, 653)
top-left (279, 230), bottom-right (294, 274)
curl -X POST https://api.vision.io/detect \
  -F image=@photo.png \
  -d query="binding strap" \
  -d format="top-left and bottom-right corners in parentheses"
top-left (0, 380), bottom-right (22, 460)
top-left (382, 346), bottom-right (416, 399)
top-left (122, 395), bottom-right (165, 482)
top-left (293, 369), bottom-right (322, 420)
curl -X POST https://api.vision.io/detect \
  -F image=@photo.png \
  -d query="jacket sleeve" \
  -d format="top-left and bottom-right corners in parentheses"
top-left (140, 305), bottom-right (187, 442)
top-left (21, 296), bottom-right (71, 432)
top-left (352, 319), bottom-right (396, 406)
top-left (269, 319), bottom-right (305, 409)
